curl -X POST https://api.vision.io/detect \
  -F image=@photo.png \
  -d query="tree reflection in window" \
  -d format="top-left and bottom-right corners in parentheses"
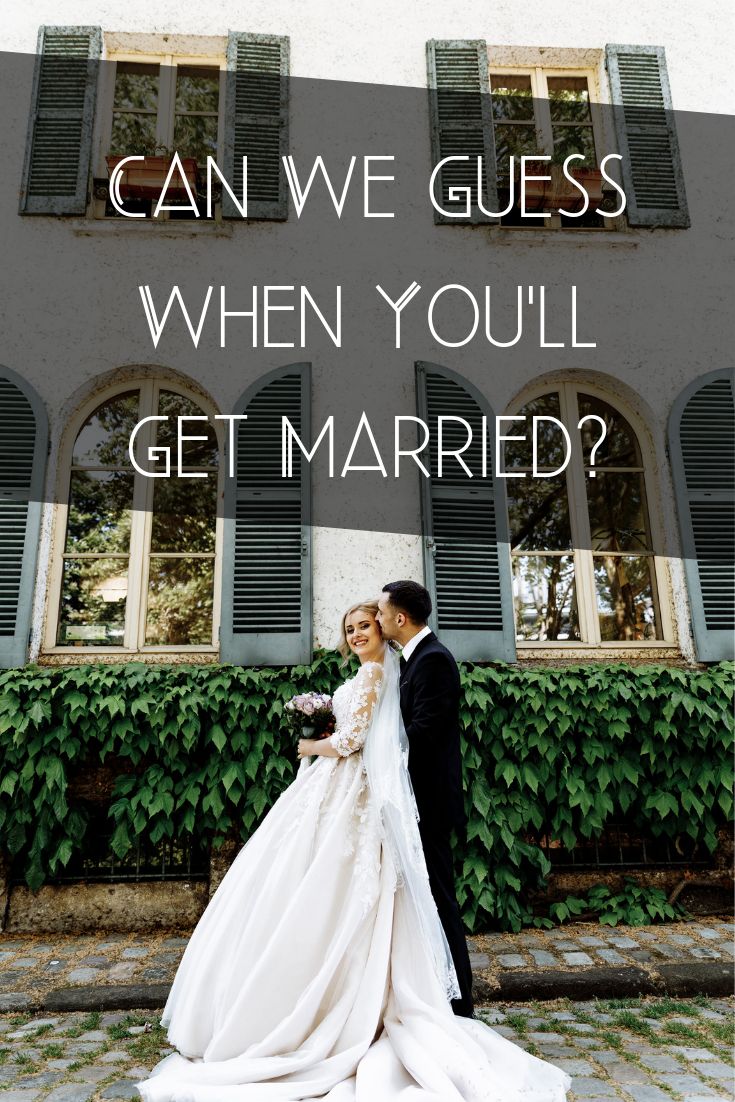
top-left (506, 388), bottom-right (661, 643)
top-left (58, 385), bottom-right (218, 648)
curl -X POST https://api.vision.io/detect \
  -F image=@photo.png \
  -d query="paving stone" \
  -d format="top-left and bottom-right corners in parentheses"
top-left (0, 1092), bottom-right (44, 1101)
top-left (469, 953), bottom-right (490, 968)
top-left (697, 1009), bottom-right (725, 1021)
top-left (22, 1018), bottom-right (60, 1029)
top-left (528, 1031), bottom-right (567, 1043)
top-left (569, 1077), bottom-right (618, 1095)
top-left (567, 1022), bottom-right (596, 1033)
top-left (477, 1008), bottom-right (505, 1023)
top-left (668, 1046), bottom-right (718, 1061)
top-left (99, 1083), bottom-right (141, 1100)
top-left (554, 1059), bottom-right (597, 1074)
top-left (695, 927), bottom-right (722, 941)
top-left (8, 959), bottom-right (38, 969)
top-left (628, 951), bottom-right (654, 963)
top-left (100, 1049), bottom-right (132, 1063)
top-left (14, 1072), bottom-right (65, 1089)
top-left (125, 1066), bottom-right (153, 1079)
top-left (161, 937), bottom-right (189, 948)
top-left (715, 943), bottom-right (734, 959)
top-left (66, 967), bottom-right (102, 984)
top-left (44, 1086), bottom-right (97, 1101)
top-left (633, 931), bottom-right (659, 942)
top-left (121, 948), bottom-right (149, 959)
top-left (79, 1029), bottom-right (108, 1042)
top-left (75, 1066), bottom-right (119, 1082)
top-left (100, 1012), bottom-right (129, 1027)
top-left (47, 1060), bottom-right (76, 1070)
top-left (657, 1074), bottom-right (719, 1093)
top-left (597, 949), bottom-right (625, 964)
top-left (551, 942), bottom-right (580, 952)
top-left (651, 943), bottom-right (685, 959)
top-left (562, 951), bottom-right (593, 966)
top-left (497, 954), bottom-right (526, 968)
top-left (141, 967), bottom-right (171, 982)
top-left (108, 962), bottom-right (137, 982)
top-left (692, 1064), bottom-right (735, 1082)
top-left (66, 1040), bottom-right (104, 1055)
top-left (578, 936), bottom-right (607, 947)
top-left (0, 952), bottom-right (16, 962)
top-left (530, 950), bottom-right (558, 966)
top-left (592, 1062), bottom-right (648, 1084)
top-left (0, 1067), bottom-right (21, 1084)
top-left (624, 1088), bottom-right (673, 1102)
top-left (548, 1011), bottom-right (576, 1020)
top-left (77, 956), bottom-right (111, 968)
top-left (670, 934), bottom-right (697, 946)
top-left (682, 1096), bottom-right (733, 1102)
top-left (607, 937), bottom-right (639, 949)
top-left (691, 947), bottom-right (721, 960)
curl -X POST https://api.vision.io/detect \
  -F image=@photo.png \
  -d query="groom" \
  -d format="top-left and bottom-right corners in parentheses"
top-left (376, 580), bottom-right (474, 1018)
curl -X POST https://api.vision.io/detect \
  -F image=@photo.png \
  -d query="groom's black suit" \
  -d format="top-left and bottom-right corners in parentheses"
top-left (399, 630), bottom-right (474, 1017)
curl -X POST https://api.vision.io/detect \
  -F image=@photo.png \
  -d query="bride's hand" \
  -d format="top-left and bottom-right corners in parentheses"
top-left (297, 739), bottom-right (316, 759)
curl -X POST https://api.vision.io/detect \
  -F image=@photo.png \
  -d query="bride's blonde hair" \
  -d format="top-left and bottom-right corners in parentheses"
top-left (336, 599), bottom-right (381, 662)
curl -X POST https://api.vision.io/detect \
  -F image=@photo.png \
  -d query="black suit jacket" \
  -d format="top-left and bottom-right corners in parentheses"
top-left (399, 631), bottom-right (465, 832)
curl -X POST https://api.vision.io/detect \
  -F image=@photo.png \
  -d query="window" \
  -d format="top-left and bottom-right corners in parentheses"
top-left (489, 68), bottom-right (607, 229)
top-left (506, 383), bottom-right (670, 645)
top-left (425, 41), bottom-right (689, 230)
top-left (47, 380), bottom-right (222, 652)
top-left (100, 54), bottom-right (224, 218)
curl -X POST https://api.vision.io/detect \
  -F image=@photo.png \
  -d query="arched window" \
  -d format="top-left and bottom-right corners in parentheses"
top-left (47, 379), bottom-right (221, 652)
top-left (507, 383), bottom-right (670, 646)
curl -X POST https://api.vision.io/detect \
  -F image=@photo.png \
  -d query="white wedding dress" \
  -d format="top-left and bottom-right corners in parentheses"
top-left (137, 655), bottom-right (571, 1102)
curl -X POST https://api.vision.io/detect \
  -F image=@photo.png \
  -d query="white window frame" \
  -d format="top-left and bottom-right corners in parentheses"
top-left (487, 62), bottom-right (614, 231)
top-left (93, 49), bottom-right (227, 219)
top-left (43, 378), bottom-right (224, 655)
top-left (506, 379), bottom-right (675, 649)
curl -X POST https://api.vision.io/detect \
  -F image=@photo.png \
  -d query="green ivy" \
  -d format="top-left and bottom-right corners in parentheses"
top-left (0, 658), bottom-right (732, 932)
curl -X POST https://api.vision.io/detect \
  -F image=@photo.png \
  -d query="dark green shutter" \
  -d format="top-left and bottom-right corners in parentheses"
top-left (416, 363), bottom-right (515, 662)
top-left (605, 45), bottom-right (689, 227)
top-left (20, 25), bottom-right (101, 215)
top-left (426, 40), bottom-right (498, 224)
top-left (220, 364), bottom-right (311, 664)
top-left (223, 32), bottom-right (289, 220)
top-left (669, 370), bottom-right (734, 661)
top-left (0, 368), bottom-right (48, 667)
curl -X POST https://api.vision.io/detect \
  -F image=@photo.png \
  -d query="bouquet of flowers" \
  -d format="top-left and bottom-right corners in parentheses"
top-left (284, 692), bottom-right (335, 739)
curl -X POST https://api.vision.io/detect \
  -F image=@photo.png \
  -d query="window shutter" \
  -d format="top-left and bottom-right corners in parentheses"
top-left (223, 32), bottom-right (290, 221)
top-left (416, 363), bottom-right (515, 662)
top-left (605, 44), bottom-right (689, 228)
top-left (0, 369), bottom-right (48, 667)
top-left (426, 40), bottom-right (498, 225)
top-left (220, 364), bottom-right (311, 665)
top-left (669, 370), bottom-right (734, 661)
top-left (20, 25), bottom-right (101, 215)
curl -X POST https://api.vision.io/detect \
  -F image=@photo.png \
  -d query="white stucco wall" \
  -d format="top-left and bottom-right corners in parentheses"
top-left (1, 2), bottom-right (732, 660)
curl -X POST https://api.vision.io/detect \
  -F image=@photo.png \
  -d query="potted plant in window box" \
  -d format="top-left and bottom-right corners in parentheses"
top-left (105, 144), bottom-right (199, 202)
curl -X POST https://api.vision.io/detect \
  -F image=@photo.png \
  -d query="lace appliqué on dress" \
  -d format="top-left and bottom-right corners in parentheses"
top-left (328, 661), bottom-right (383, 757)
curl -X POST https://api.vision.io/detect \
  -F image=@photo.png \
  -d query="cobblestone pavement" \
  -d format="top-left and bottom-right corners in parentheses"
top-left (0, 917), bottom-right (731, 1010)
top-left (0, 996), bottom-right (731, 1101)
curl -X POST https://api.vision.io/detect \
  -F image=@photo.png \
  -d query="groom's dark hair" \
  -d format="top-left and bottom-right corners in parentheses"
top-left (382, 580), bottom-right (432, 625)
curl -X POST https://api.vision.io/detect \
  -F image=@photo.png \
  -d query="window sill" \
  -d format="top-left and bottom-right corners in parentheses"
top-left (38, 650), bottom-right (220, 666)
top-left (515, 643), bottom-right (684, 663)
top-left (74, 219), bottom-right (234, 239)
top-left (490, 226), bottom-right (639, 248)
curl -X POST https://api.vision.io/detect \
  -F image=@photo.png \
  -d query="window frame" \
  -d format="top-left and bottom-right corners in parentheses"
top-left (487, 61), bottom-right (615, 232)
top-left (43, 377), bottom-right (224, 656)
top-left (506, 378), bottom-right (675, 649)
top-left (93, 48), bottom-right (227, 219)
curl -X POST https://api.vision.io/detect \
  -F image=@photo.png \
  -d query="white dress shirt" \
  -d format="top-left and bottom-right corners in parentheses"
top-left (400, 624), bottom-right (432, 664)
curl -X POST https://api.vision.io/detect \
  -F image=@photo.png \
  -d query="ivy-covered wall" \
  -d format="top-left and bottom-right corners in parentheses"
top-left (0, 659), bottom-right (732, 931)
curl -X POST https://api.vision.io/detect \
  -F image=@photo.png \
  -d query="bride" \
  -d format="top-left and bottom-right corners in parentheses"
top-left (137, 601), bottom-right (571, 1102)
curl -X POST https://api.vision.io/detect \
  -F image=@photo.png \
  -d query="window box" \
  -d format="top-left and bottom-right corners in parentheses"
top-left (104, 154), bottom-right (199, 202)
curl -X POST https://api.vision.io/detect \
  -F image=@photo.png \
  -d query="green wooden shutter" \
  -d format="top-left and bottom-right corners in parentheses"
top-left (0, 368), bottom-right (48, 667)
top-left (605, 45), bottom-right (689, 228)
top-left (20, 25), bottom-right (101, 215)
top-left (669, 370), bottom-right (734, 661)
top-left (220, 364), bottom-right (311, 665)
top-left (223, 32), bottom-right (289, 220)
top-left (416, 363), bottom-right (515, 662)
top-left (426, 40), bottom-right (498, 224)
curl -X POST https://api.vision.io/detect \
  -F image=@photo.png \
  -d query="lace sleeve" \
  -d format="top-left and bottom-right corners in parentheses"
top-left (328, 661), bottom-right (383, 757)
